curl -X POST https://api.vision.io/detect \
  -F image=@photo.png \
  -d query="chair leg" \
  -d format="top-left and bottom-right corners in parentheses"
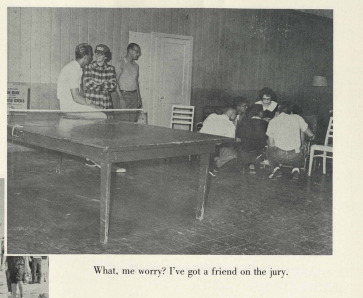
top-left (323, 152), bottom-right (327, 175)
top-left (308, 148), bottom-right (315, 176)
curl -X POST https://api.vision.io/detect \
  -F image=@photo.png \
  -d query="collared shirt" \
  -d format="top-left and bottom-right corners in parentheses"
top-left (266, 113), bottom-right (308, 151)
top-left (116, 57), bottom-right (139, 91)
top-left (255, 100), bottom-right (278, 119)
top-left (83, 61), bottom-right (116, 109)
top-left (255, 100), bottom-right (278, 112)
top-left (200, 113), bottom-right (236, 138)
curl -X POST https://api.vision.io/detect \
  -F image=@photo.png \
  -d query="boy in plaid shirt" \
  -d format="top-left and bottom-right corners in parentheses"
top-left (83, 44), bottom-right (116, 109)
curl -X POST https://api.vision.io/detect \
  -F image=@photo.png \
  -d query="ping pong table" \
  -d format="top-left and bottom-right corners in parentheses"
top-left (8, 113), bottom-right (230, 244)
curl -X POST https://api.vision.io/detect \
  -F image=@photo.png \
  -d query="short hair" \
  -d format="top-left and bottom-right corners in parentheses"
top-left (233, 96), bottom-right (249, 107)
top-left (248, 104), bottom-right (263, 118)
top-left (277, 101), bottom-right (292, 114)
top-left (127, 43), bottom-right (141, 51)
top-left (222, 105), bottom-right (237, 114)
top-left (75, 43), bottom-right (93, 60)
top-left (258, 87), bottom-right (277, 102)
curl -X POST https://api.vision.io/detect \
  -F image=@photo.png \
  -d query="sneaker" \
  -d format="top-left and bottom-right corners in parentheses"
top-left (113, 166), bottom-right (126, 173)
top-left (85, 159), bottom-right (126, 173)
top-left (248, 164), bottom-right (256, 174)
top-left (269, 167), bottom-right (282, 179)
top-left (291, 169), bottom-right (300, 180)
top-left (260, 159), bottom-right (270, 169)
top-left (209, 170), bottom-right (217, 177)
top-left (260, 159), bottom-right (270, 166)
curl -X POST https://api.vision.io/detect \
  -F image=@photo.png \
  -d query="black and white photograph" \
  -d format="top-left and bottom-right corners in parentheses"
top-left (0, 180), bottom-right (4, 297)
top-left (7, 7), bottom-right (333, 255)
top-left (1, 255), bottom-right (49, 298)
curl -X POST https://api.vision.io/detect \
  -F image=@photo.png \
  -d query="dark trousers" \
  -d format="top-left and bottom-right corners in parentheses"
top-left (267, 146), bottom-right (304, 169)
top-left (238, 149), bottom-right (264, 168)
top-left (32, 259), bottom-right (42, 283)
top-left (119, 91), bottom-right (139, 122)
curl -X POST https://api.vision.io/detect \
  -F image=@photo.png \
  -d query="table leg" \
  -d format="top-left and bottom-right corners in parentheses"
top-left (100, 162), bottom-right (112, 244)
top-left (56, 154), bottom-right (63, 174)
top-left (9, 149), bottom-right (15, 178)
top-left (196, 153), bottom-right (211, 220)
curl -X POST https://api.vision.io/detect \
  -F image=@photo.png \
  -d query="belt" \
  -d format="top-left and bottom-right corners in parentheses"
top-left (121, 90), bottom-right (137, 93)
top-left (275, 147), bottom-right (299, 154)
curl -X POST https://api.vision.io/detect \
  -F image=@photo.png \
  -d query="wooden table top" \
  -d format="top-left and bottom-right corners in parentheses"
top-left (8, 114), bottom-right (230, 152)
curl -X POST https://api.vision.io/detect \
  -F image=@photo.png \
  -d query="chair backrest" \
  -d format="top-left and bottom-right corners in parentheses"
top-left (324, 117), bottom-right (333, 146)
top-left (170, 105), bottom-right (195, 131)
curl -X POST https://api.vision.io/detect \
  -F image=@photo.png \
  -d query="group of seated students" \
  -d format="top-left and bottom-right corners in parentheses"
top-left (200, 87), bottom-right (314, 180)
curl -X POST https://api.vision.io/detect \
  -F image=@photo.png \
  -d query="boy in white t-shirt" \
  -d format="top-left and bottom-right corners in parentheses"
top-left (266, 102), bottom-right (314, 180)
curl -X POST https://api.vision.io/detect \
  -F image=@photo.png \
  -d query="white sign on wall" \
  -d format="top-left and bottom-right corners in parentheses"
top-left (7, 83), bottom-right (29, 112)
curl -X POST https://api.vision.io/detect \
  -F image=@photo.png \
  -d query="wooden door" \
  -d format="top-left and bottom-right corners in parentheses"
top-left (129, 32), bottom-right (193, 126)
top-left (150, 33), bottom-right (193, 127)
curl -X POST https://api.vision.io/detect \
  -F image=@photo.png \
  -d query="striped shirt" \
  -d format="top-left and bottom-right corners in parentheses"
top-left (83, 61), bottom-right (116, 108)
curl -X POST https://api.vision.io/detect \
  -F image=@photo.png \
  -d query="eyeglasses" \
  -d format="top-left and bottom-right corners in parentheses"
top-left (131, 48), bottom-right (141, 55)
top-left (262, 96), bottom-right (271, 100)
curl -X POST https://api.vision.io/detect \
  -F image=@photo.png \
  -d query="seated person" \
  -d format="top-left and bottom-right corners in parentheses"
top-left (233, 96), bottom-right (250, 127)
top-left (254, 87), bottom-right (278, 121)
top-left (266, 101), bottom-right (314, 180)
top-left (236, 105), bottom-right (268, 173)
top-left (200, 105), bottom-right (237, 171)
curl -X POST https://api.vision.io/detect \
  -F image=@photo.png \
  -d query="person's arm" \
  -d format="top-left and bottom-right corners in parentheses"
top-left (300, 130), bottom-right (306, 148)
top-left (304, 127), bottom-right (314, 139)
top-left (115, 62), bottom-right (126, 108)
top-left (83, 66), bottom-right (102, 91)
top-left (266, 121), bottom-right (274, 147)
top-left (1, 256), bottom-right (6, 271)
top-left (70, 88), bottom-right (101, 109)
top-left (268, 136), bottom-right (275, 147)
top-left (136, 66), bottom-right (142, 108)
top-left (298, 116), bottom-right (314, 139)
top-left (25, 257), bottom-right (31, 273)
top-left (83, 78), bottom-right (102, 91)
top-left (101, 66), bottom-right (117, 92)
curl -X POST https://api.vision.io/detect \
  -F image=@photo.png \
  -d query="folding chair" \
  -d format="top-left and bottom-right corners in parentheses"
top-left (308, 117), bottom-right (333, 176)
top-left (170, 105), bottom-right (194, 131)
top-left (302, 114), bottom-right (319, 172)
top-left (170, 105), bottom-right (195, 161)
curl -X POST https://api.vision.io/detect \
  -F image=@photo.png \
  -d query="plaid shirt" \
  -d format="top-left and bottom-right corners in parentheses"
top-left (83, 61), bottom-right (116, 108)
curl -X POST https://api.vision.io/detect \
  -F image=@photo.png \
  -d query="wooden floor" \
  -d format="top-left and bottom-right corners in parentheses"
top-left (7, 150), bottom-right (332, 255)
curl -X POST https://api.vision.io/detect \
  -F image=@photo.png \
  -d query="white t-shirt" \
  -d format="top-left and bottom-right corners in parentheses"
top-left (57, 60), bottom-right (106, 119)
top-left (200, 113), bottom-right (235, 139)
top-left (57, 61), bottom-right (97, 112)
top-left (266, 113), bottom-right (308, 151)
